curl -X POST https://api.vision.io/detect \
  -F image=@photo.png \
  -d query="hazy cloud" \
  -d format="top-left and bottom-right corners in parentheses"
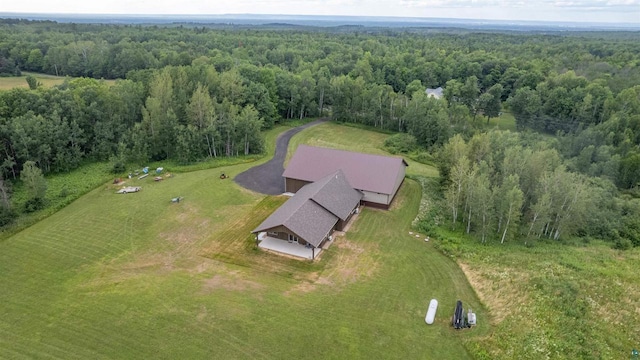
top-left (401, 0), bottom-right (511, 7)
top-left (2, 0), bottom-right (638, 23)
top-left (550, 0), bottom-right (640, 10)
top-left (400, 0), bottom-right (639, 8)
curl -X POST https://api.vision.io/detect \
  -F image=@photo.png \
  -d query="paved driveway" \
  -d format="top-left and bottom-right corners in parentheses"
top-left (234, 119), bottom-right (326, 195)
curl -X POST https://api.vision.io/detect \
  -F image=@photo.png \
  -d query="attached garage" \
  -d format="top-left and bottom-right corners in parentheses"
top-left (283, 145), bottom-right (408, 209)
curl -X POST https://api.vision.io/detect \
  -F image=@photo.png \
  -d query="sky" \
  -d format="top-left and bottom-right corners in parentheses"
top-left (3, 0), bottom-right (640, 23)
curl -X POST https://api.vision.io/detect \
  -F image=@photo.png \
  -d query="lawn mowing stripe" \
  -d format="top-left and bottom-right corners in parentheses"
top-left (0, 327), bottom-right (76, 360)
top-left (38, 320), bottom-right (141, 359)
top-left (1, 148), bottom-right (481, 358)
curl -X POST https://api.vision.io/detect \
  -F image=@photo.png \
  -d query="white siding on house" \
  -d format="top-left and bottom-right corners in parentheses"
top-left (389, 164), bottom-right (407, 204)
top-left (361, 190), bottom-right (389, 205)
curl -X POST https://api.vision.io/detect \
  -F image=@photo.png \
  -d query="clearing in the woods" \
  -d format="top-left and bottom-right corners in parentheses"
top-left (0, 122), bottom-right (486, 358)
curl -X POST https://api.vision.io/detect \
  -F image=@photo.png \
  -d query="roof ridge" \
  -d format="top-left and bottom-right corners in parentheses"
top-left (276, 170), bottom-right (343, 225)
top-left (309, 169), bottom-right (358, 221)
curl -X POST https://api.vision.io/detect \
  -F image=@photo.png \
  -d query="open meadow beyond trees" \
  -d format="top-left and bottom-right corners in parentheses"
top-left (0, 124), bottom-right (487, 359)
top-left (0, 72), bottom-right (67, 90)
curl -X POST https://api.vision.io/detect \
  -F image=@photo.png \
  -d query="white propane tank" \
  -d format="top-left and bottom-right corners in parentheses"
top-left (425, 299), bottom-right (438, 324)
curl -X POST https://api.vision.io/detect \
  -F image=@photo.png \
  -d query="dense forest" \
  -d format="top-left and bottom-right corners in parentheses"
top-left (0, 19), bottom-right (638, 245)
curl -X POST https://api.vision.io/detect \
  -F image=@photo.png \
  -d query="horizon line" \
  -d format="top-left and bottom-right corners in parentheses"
top-left (1, 12), bottom-right (638, 26)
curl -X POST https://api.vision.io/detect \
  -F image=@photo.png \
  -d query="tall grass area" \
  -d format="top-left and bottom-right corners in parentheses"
top-left (413, 175), bottom-right (640, 359)
top-left (444, 237), bottom-right (640, 359)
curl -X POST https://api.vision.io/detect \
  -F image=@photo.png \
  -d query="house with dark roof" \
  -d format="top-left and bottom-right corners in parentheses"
top-left (252, 170), bottom-right (362, 260)
top-left (282, 145), bottom-right (408, 209)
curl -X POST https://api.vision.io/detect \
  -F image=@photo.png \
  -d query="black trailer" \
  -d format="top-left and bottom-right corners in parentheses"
top-left (452, 300), bottom-right (466, 329)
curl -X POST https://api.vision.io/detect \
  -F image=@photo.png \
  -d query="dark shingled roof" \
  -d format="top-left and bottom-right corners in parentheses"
top-left (305, 169), bottom-right (363, 221)
top-left (282, 145), bottom-right (408, 195)
top-left (253, 170), bottom-right (362, 247)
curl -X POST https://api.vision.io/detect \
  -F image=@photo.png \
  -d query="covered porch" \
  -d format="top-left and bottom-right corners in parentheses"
top-left (257, 232), bottom-right (322, 260)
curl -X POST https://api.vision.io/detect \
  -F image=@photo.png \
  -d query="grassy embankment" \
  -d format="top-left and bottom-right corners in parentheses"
top-left (0, 121), bottom-right (486, 358)
top-left (455, 238), bottom-right (640, 359)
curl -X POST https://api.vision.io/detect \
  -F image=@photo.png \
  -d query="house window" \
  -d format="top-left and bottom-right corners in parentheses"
top-left (288, 234), bottom-right (299, 243)
top-left (268, 231), bottom-right (278, 237)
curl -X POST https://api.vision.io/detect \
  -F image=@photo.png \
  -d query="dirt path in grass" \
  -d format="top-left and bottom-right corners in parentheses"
top-left (234, 118), bottom-right (327, 195)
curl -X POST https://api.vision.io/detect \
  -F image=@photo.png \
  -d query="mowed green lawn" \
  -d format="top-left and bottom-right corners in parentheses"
top-left (0, 122), bottom-right (485, 358)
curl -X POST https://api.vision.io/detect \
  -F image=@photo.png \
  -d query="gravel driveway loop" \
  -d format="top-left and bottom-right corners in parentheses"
top-left (234, 118), bottom-right (327, 195)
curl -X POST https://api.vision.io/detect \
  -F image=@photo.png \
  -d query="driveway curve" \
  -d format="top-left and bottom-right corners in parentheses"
top-left (234, 118), bottom-right (327, 195)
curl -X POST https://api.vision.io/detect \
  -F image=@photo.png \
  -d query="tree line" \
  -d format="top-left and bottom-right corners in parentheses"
top-left (434, 131), bottom-right (639, 247)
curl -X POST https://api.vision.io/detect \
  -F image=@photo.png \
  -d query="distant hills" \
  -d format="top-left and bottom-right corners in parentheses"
top-left (0, 13), bottom-right (638, 31)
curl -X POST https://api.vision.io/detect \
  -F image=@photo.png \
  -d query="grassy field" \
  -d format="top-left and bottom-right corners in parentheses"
top-left (0, 72), bottom-right (117, 91)
top-left (0, 122), bottom-right (485, 358)
top-left (485, 111), bottom-right (517, 132)
top-left (1, 125), bottom-right (289, 242)
top-left (0, 72), bottom-right (68, 90)
top-left (5, 120), bottom-right (635, 359)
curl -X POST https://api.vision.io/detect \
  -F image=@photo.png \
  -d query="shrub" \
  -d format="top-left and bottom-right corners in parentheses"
top-left (384, 133), bottom-right (417, 154)
top-left (0, 206), bottom-right (17, 226)
top-left (409, 151), bottom-right (435, 165)
top-left (24, 197), bottom-right (45, 213)
top-left (111, 161), bottom-right (126, 174)
top-left (613, 238), bottom-right (632, 250)
top-left (25, 75), bottom-right (39, 90)
top-left (620, 216), bottom-right (640, 246)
